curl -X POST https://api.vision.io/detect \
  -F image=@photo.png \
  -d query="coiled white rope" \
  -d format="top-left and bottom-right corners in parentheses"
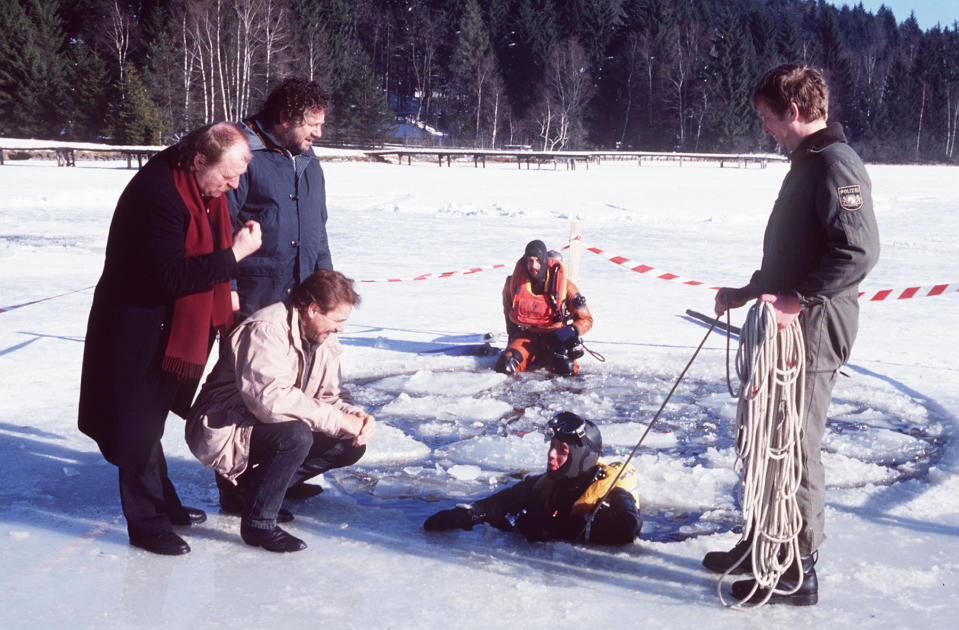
top-left (719, 301), bottom-right (806, 609)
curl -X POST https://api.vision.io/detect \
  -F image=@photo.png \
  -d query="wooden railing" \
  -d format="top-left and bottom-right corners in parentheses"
top-left (365, 147), bottom-right (787, 170)
top-left (0, 141), bottom-right (163, 169)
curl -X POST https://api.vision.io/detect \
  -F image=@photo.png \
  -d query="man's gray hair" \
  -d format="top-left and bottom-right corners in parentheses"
top-left (173, 122), bottom-right (249, 169)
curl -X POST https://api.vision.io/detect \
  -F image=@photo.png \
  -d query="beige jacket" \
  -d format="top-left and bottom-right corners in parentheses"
top-left (185, 302), bottom-right (362, 481)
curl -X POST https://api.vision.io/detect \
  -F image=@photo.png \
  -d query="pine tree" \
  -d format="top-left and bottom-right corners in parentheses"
top-left (777, 15), bottom-right (804, 64)
top-left (818, 4), bottom-right (858, 136)
top-left (450, 0), bottom-right (497, 144)
top-left (62, 39), bottom-right (110, 141)
top-left (558, 0), bottom-right (614, 72)
top-left (913, 27), bottom-right (950, 160)
top-left (117, 63), bottom-right (165, 145)
top-left (327, 48), bottom-right (395, 146)
top-left (140, 3), bottom-right (178, 136)
top-left (611, 0), bottom-right (678, 149)
top-left (0, 0), bottom-right (68, 138)
top-left (750, 8), bottom-right (778, 67)
top-left (501, 0), bottom-right (558, 120)
top-left (708, 8), bottom-right (756, 151)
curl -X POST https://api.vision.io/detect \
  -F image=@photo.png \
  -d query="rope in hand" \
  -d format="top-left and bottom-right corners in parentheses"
top-left (580, 314), bottom-right (720, 543)
top-left (719, 301), bottom-right (806, 609)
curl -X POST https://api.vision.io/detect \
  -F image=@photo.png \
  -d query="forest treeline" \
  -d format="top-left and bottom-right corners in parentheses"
top-left (1, 0), bottom-right (957, 162)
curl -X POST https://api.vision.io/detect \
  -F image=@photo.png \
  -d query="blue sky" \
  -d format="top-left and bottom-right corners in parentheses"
top-left (831, 1), bottom-right (959, 30)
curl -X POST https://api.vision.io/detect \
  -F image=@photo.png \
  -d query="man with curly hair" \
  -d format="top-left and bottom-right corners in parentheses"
top-left (228, 77), bottom-right (334, 322)
top-left (210, 78), bottom-right (336, 511)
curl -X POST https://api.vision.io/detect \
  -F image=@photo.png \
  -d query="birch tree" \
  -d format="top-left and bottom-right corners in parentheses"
top-left (536, 40), bottom-right (592, 150)
top-left (108, 0), bottom-right (131, 98)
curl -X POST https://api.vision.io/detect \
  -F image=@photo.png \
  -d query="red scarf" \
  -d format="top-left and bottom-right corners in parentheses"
top-left (162, 167), bottom-right (234, 379)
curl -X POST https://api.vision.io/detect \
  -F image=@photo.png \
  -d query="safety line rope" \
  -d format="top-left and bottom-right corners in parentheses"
top-left (719, 302), bottom-right (806, 609)
top-left (581, 314), bottom-right (719, 542)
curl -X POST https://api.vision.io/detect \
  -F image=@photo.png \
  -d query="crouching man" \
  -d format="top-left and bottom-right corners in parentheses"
top-left (186, 269), bottom-right (375, 552)
top-left (424, 412), bottom-right (640, 544)
top-left (497, 240), bottom-right (593, 376)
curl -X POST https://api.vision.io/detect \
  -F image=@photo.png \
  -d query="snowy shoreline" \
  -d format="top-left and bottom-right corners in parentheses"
top-left (2, 158), bottom-right (958, 627)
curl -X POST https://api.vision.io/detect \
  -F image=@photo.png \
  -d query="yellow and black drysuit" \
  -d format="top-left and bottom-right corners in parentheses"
top-left (424, 461), bottom-right (641, 545)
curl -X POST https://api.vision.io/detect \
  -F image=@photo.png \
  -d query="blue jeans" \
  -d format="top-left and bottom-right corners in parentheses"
top-left (242, 421), bottom-right (366, 529)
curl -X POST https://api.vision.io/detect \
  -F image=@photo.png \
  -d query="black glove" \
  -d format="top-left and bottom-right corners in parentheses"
top-left (423, 506), bottom-right (477, 531)
top-left (545, 325), bottom-right (579, 353)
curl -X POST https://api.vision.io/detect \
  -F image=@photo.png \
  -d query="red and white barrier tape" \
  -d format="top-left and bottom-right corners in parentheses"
top-left (2, 247), bottom-right (954, 313)
top-left (356, 244), bottom-right (571, 283)
top-left (585, 245), bottom-right (717, 288)
top-left (358, 263), bottom-right (508, 283)
top-left (585, 243), bottom-right (957, 302)
top-left (859, 283), bottom-right (959, 301)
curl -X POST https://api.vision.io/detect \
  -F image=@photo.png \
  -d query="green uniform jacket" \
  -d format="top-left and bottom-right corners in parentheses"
top-left (751, 123), bottom-right (880, 371)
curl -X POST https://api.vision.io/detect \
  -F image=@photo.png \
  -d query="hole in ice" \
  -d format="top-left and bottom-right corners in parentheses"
top-left (327, 366), bottom-right (946, 543)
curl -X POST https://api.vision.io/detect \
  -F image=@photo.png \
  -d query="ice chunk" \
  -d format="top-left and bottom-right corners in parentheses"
top-left (823, 451), bottom-right (899, 487)
top-left (823, 427), bottom-right (928, 465)
top-left (367, 369), bottom-right (506, 396)
top-left (358, 422), bottom-right (430, 466)
top-left (436, 432), bottom-right (544, 472)
top-left (447, 464), bottom-right (483, 481)
top-left (601, 423), bottom-right (679, 450)
top-left (380, 392), bottom-right (513, 422)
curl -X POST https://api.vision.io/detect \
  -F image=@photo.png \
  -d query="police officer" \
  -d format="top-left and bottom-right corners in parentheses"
top-left (705, 64), bottom-right (880, 605)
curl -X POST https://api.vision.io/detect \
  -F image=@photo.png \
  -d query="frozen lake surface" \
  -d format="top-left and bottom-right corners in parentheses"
top-left (2, 154), bottom-right (958, 627)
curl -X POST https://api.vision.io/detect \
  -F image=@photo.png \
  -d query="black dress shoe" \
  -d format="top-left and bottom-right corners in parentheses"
top-left (730, 554), bottom-right (819, 606)
top-left (240, 523), bottom-right (307, 552)
top-left (703, 536), bottom-right (753, 575)
top-left (169, 506), bottom-right (207, 526)
top-left (129, 530), bottom-right (191, 555)
top-left (285, 482), bottom-right (325, 499)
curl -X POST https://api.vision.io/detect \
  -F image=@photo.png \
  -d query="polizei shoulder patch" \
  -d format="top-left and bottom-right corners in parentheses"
top-left (838, 184), bottom-right (864, 210)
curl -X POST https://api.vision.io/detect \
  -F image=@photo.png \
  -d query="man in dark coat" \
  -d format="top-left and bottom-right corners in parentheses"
top-left (424, 412), bottom-right (641, 545)
top-left (78, 122), bottom-right (262, 555)
top-left (227, 77), bottom-right (333, 322)
top-left (704, 65), bottom-right (880, 605)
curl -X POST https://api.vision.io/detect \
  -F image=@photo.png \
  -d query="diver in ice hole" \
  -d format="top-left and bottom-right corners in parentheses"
top-left (424, 412), bottom-right (641, 545)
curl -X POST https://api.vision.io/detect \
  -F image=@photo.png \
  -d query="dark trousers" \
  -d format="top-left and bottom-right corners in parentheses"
top-left (506, 332), bottom-right (578, 375)
top-left (241, 421), bottom-right (365, 529)
top-left (119, 439), bottom-right (183, 535)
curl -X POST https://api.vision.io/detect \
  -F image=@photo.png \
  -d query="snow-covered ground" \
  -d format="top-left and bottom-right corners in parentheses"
top-left (1, 154), bottom-right (957, 628)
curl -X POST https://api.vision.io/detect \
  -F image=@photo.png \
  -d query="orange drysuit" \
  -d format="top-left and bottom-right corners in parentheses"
top-left (499, 258), bottom-right (592, 374)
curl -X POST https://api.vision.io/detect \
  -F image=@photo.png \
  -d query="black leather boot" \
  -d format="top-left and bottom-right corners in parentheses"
top-left (495, 348), bottom-right (521, 375)
top-left (240, 522), bottom-right (307, 553)
top-left (129, 529), bottom-right (190, 555)
top-left (285, 482), bottom-right (325, 499)
top-left (730, 554), bottom-right (818, 606)
top-left (703, 536), bottom-right (753, 574)
top-left (550, 352), bottom-right (576, 376)
top-left (169, 505), bottom-right (207, 526)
